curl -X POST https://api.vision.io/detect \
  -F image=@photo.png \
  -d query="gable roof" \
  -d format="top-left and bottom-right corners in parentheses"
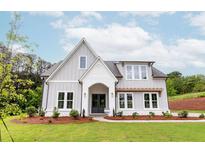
top-left (44, 38), bottom-right (98, 82)
top-left (152, 66), bottom-right (167, 78)
top-left (79, 57), bottom-right (118, 82)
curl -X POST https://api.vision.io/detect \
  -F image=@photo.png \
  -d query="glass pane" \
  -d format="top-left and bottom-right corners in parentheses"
top-left (58, 92), bottom-right (64, 100)
top-left (126, 66), bottom-right (132, 79)
top-left (80, 56), bottom-right (86, 68)
top-left (127, 94), bottom-right (133, 108)
top-left (119, 94), bottom-right (125, 108)
top-left (141, 66), bottom-right (147, 79)
top-left (152, 101), bottom-right (158, 108)
top-left (67, 92), bottom-right (73, 100)
top-left (134, 65), bottom-right (140, 79)
top-left (67, 101), bottom-right (73, 109)
top-left (144, 93), bottom-right (149, 101)
top-left (145, 101), bottom-right (150, 108)
top-left (58, 101), bottom-right (64, 109)
top-left (152, 94), bottom-right (157, 101)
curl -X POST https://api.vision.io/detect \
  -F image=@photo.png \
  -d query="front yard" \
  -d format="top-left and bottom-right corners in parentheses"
top-left (1, 117), bottom-right (205, 142)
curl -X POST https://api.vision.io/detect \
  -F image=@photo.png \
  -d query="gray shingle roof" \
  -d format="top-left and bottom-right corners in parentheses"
top-left (152, 66), bottom-right (167, 78)
top-left (41, 60), bottom-right (166, 79)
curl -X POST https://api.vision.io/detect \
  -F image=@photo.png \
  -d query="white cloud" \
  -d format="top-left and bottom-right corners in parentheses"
top-left (120, 11), bottom-right (175, 18)
top-left (51, 12), bottom-right (102, 29)
top-left (59, 23), bottom-right (205, 69)
top-left (29, 11), bottom-right (64, 17)
top-left (187, 12), bottom-right (205, 35)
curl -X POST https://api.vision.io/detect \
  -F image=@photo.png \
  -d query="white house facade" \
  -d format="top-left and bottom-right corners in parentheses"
top-left (41, 38), bottom-right (169, 117)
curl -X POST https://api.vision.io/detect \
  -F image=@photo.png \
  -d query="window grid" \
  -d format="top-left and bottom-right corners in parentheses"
top-left (144, 93), bottom-right (158, 109)
top-left (126, 65), bottom-right (148, 80)
top-left (57, 92), bottom-right (74, 110)
top-left (118, 93), bottom-right (134, 109)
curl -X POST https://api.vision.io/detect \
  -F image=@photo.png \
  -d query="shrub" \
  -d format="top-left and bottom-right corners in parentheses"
top-left (52, 107), bottom-right (60, 118)
top-left (132, 112), bottom-right (139, 118)
top-left (116, 111), bottom-right (123, 117)
top-left (162, 111), bottom-right (172, 118)
top-left (178, 110), bottom-right (188, 118)
top-left (69, 110), bottom-right (79, 119)
top-left (149, 112), bottom-right (155, 117)
top-left (82, 109), bottom-right (85, 118)
top-left (1, 104), bottom-right (22, 117)
top-left (199, 113), bottom-right (205, 118)
top-left (39, 108), bottom-right (45, 117)
top-left (26, 106), bottom-right (37, 117)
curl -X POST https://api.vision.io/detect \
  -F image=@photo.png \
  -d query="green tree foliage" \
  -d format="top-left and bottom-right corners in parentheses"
top-left (167, 71), bottom-right (205, 96)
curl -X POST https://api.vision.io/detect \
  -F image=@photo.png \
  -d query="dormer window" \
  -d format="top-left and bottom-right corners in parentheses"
top-left (126, 65), bottom-right (148, 80)
top-left (79, 56), bottom-right (87, 69)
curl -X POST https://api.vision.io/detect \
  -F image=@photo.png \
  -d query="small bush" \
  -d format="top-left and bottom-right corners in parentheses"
top-left (116, 111), bottom-right (123, 117)
top-left (162, 111), bottom-right (172, 118)
top-left (69, 110), bottom-right (79, 119)
top-left (199, 113), bottom-right (205, 118)
top-left (132, 112), bottom-right (139, 118)
top-left (1, 104), bottom-right (22, 117)
top-left (52, 107), bottom-right (60, 118)
top-left (178, 110), bottom-right (188, 118)
top-left (149, 112), bottom-right (155, 117)
top-left (39, 108), bottom-right (45, 117)
top-left (48, 119), bottom-right (52, 123)
top-left (26, 106), bottom-right (37, 117)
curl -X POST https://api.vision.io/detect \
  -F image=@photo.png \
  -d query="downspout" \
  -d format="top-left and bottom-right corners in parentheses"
top-left (45, 81), bottom-right (50, 111)
top-left (40, 77), bottom-right (45, 110)
top-left (79, 80), bottom-right (83, 116)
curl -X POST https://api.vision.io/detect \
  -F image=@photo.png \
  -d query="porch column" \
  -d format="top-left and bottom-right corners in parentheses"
top-left (108, 83), bottom-right (115, 116)
top-left (82, 84), bottom-right (89, 116)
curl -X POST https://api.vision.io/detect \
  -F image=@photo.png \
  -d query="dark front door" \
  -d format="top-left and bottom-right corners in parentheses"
top-left (92, 94), bottom-right (106, 113)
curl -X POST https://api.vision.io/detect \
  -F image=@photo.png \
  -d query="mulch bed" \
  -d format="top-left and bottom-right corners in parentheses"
top-left (169, 97), bottom-right (205, 110)
top-left (105, 116), bottom-right (204, 120)
top-left (12, 116), bottom-right (95, 124)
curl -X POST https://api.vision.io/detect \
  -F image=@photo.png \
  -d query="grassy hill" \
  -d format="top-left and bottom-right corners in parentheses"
top-left (169, 91), bottom-right (205, 102)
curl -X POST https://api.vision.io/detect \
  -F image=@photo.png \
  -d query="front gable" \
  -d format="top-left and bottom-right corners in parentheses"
top-left (47, 38), bottom-right (97, 81)
top-left (79, 58), bottom-right (118, 85)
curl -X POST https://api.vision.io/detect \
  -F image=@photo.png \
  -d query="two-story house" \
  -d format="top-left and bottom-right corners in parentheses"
top-left (41, 38), bottom-right (169, 116)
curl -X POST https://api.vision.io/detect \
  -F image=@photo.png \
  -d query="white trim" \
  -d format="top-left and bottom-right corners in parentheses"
top-left (118, 92), bottom-right (134, 109)
top-left (79, 55), bottom-right (87, 69)
top-left (79, 57), bottom-right (118, 82)
top-left (125, 65), bottom-right (149, 80)
top-left (56, 91), bottom-right (74, 110)
top-left (143, 92), bottom-right (159, 110)
top-left (46, 38), bottom-right (98, 83)
top-left (49, 80), bottom-right (79, 83)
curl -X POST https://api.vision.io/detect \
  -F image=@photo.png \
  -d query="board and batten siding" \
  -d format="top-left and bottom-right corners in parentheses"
top-left (45, 82), bottom-right (81, 116)
top-left (51, 43), bottom-right (96, 81)
top-left (115, 62), bottom-right (169, 115)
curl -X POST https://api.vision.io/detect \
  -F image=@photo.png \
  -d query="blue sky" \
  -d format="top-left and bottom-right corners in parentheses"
top-left (1, 11), bottom-right (205, 75)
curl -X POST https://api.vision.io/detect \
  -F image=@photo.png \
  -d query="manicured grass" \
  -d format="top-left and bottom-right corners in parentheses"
top-left (169, 91), bottom-right (205, 101)
top-left (2, 117), bottom-right (205, 141)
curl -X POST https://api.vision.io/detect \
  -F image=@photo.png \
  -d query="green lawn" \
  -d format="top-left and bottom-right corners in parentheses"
top-left (2, 117), bottom-right (205, 142)
top-left (168, 91), bottom-right (205, 102)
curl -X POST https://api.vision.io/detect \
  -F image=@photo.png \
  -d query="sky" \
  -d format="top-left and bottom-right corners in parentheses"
top-left (1, 11), bottom-right (205, 75)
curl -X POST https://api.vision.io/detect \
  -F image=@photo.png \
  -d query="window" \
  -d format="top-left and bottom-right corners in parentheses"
top-left (126, 65), bottom-right (148, 80)
top-left (57, 92), bottom-right (74, 109)
top-left (79, 56), bottom-right (87, 69)
top-left (118, 93), bottom-right (133, 109)
top-left (144, 93), bottom-right (158, 109)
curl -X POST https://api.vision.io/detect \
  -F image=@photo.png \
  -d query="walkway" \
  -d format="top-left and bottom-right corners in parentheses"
top-left (93, 114), bottom-right (205, 123)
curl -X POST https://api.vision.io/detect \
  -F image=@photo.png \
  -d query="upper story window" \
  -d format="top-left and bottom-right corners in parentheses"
top-left (126, 65), bottom-right (148, 80)
top-left (79, 56), bottom-right (87, 69)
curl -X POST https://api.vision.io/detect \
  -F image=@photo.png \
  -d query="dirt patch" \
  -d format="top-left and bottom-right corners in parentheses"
top-left (105, 116), bottom-right (204, 120)
top-left (12, 116), bottom-right (95, 124)
top-left (169, 97), bottom-right (205, 110)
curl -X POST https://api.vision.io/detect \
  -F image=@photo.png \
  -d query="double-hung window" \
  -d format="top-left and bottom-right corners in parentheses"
top-left (126, 65), bottom-right (148, 80)
top-left (79, 56), bottom-right (87, 69)
top-left (144, 93), bottom-right (158, 109)
top-left (57, 92), bottom-right (74, 109)
top-left (119, 93), bottom-right (133, 109)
